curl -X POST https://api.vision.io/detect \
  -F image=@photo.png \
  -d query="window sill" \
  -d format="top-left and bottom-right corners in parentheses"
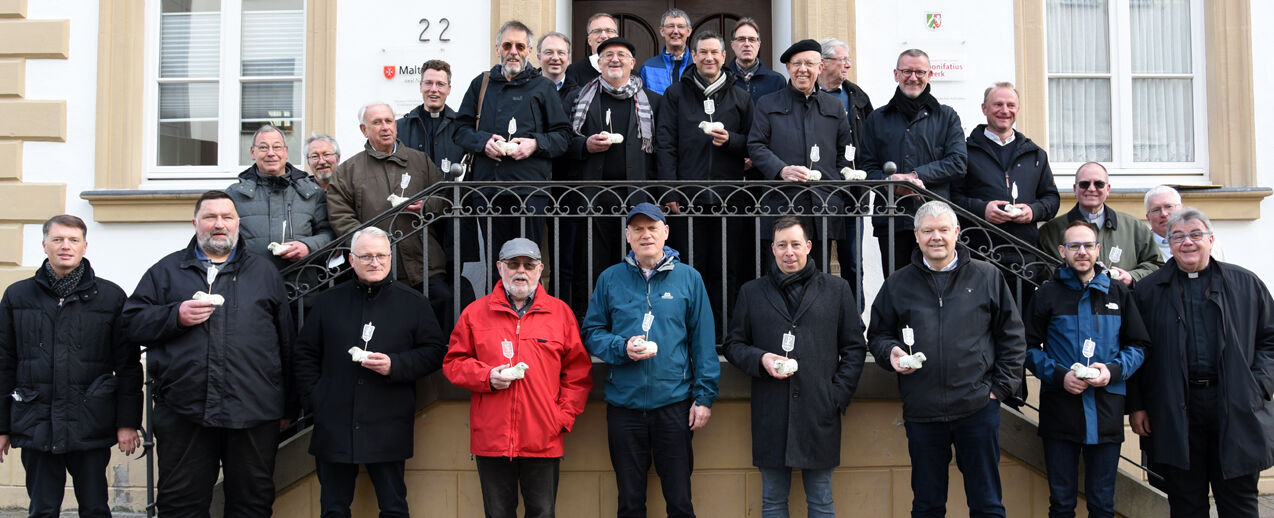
top-left (1059, 186), bottom-right (1271, 221)
top-left (80, 189), bottom-right (204, 222)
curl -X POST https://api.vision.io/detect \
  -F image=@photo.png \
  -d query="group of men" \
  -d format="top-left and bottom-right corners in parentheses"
top-left (0, 9), bottom-right (1271, 518)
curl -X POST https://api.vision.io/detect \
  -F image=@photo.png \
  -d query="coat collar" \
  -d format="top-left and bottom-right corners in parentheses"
top-left (231, 163), bottom-right (320, 200)
top-left (362, 140), bottom-right (412, 168)
top-left (33, 258), bottom-right (98, 298)
top-left (1064, 203), bottom-right (1119, 231)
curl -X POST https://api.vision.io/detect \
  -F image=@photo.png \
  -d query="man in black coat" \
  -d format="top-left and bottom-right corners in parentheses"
top-left (562, 36), bottom-right (662, 315)
top-left (860, 48), bottom-right (967, 276)
top-left (122, 190), bottom-right (294, 517)
top-left (455, 20), bottom-right (571, 256)
top-left (747, 39), bottom-right (855, 280)
top-left (0, 215), bottom-right (142, 517)
top-left (722, 216), bottom-right (865, 517)
top-left (294, 227), bottom-right (447, 517)
top-left (398, 59), bottom-right (466, 178)
top-left (655, 30), bottom-right (754, 332)
top-left (1129, 208), bottom-right (1274, 517)
top-left (564, 13), bottom-right (615, 91)
top-left (868, 200), bottom-right (1025, 517)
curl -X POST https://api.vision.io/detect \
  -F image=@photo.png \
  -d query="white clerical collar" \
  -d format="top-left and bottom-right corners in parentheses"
top-left (1084, 207), bottom-right (1105, 227)
top-left (923, 251), bottom-right (959, 272)
top-left (984, 128), bottom-right (1015, 146)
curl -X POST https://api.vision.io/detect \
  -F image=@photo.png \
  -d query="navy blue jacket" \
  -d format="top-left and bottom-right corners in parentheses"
top-left (727, 60), bottom-right (786, 103)
top-left (397, 104), bottom-right (466, 179)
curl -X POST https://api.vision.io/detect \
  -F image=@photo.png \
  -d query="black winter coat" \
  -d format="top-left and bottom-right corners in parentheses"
top-left (562, 83), bottom-right (662, 204)
top-left (454, 66), bottom-right (571, 191)
top-left (294, 278), bottom-right (446, 464)
top-left (951, 126), bottom-right (1059, 250)
top-left (722, 270), bottom-right (866, 469)
top-left (655, 71), bottom-right (754, 205)
top-left (0, 260), bottom-right (142, 453)
top-left (867, 245), bottom-right (1026, 422)
top-left (122, 238), bottom-right (294, 428)
top-left (860, 90), bottom-right (967, 234)
top-left (398, 104), bottom-right (466, 179)
top-left (1129, 260), bottom-right (1274, 478)
top-left (747, 84), bottom-right (853, 219)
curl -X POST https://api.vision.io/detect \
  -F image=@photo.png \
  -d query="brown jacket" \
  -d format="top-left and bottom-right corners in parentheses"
top-left (328, 140), bottom-right (445, 286)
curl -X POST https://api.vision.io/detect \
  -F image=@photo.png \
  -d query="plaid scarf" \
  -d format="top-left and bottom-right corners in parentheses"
top-left (734, 60), bottom-right (760, 82)
top-left (570, 76), bottom-right (654, 153)
top-left (44, 260), bottom-right (84, 299)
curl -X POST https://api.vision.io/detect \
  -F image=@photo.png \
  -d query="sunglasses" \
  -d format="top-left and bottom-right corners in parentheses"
top-left (500, 41), bottom-right (528, 52)
top-left (1076, 180), bottom-right (1107, 190)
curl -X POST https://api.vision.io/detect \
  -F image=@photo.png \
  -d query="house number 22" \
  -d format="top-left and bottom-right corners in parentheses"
top-left (419, 18), bottom-right (452, 42)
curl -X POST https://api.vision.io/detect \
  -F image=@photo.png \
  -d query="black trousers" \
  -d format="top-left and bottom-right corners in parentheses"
top-left (1156, 385), bottom-right (1260, 518)
top-left (152, 404), bottom-right (280, 518)
top-left (607, 399), bottom-right (696, 518)
top-left (21, 447), bottom-right (111, 518)
top-left (474, 456), bottom-right (561, 518)
top-left (315, 459), bottom-right (408, 518)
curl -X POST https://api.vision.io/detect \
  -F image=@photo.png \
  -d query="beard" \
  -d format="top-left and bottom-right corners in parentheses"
top-left (198, 231), bottom-right (237, 257)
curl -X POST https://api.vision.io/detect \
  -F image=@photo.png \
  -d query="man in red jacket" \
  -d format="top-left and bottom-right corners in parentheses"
top-left (444, 238), bottom-right (594, 518)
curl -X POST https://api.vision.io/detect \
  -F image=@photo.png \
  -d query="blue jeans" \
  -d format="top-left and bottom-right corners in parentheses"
top-left (759, 467), bottom-right (835, 518)
top-left (903, 398), bottom-right (1005, 518)
top-left (1041, 439), bottom-right (1120, 518)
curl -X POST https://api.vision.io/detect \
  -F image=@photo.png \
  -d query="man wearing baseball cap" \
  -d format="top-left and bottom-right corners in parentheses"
top-left (445, 237), bottom-right (593, 517)
top-left (582, 203), bottom-right (719, 517)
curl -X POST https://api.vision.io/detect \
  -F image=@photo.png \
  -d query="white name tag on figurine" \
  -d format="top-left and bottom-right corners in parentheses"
top-left (703, 99), bottom-right (715, 116)
top-left (642, 312), bottom-right (654, 333)
top-left (400, 173), bottom-right (411, 190)
top-left (809, 145), bottom-right (820, 163)
top-left (781, 332), bottom-right (795, 353)
top-left (441, 158), bottom-right (452, 172)
top-left (1109, 245), bottom-right (1123, 263)
top-left (362, 322), bottom-right (376, 343)
top-left (902, 325), bottom-right (915, 347)
top-left (206, 265), bottom-right (219, 287)
top-left (1082, 338), bottom-right (1096, 359)
top-left (501, 339), bottom-right (514, 360)
top-left (844, 144), bottom-right (855, 162)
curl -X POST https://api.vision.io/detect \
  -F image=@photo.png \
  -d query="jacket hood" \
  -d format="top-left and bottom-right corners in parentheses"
top-left (623, 246), bottom-right (680, 272)
top-left (966, 124), bottom-right (1042, 157)
top-left (488, 64), bottom-right (543, 86)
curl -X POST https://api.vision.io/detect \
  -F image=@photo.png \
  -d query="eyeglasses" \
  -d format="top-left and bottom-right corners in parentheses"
top-left (420, 80), bottom-right (449, 89)
top-left (896, 69), bottom-right (930, 77)
top-left (789, 60), bottom-right (821, 69)
top-left (1076, 180), bottom-right (1107, 190)
top-left (502, 259), bottom-right (541, 271)
top-left (662, 23), bottom-right (689, 31)
top-left (1168, 230), bottom-right (1213, 244)
top-left (1147, 203), bottom-right (1179, 216)
top-left (588, 28), bottom-right (618, 36)
top-left (354, 253), bottom-right (391, 264)
top-left (307, 152), bottom-right (337, 161)
top-left (1062, 241), bottom-right (1100, 252)
top-left (824, 57), bottom-right (852, 64)
top-left (600, 51), bottom-right (632, 60)
top-left (500, 41), bottom-right (528, 52)
top-left (254, 144), bottom-right (287, 153)
top-left (733, 36), bottom-right (759, 44)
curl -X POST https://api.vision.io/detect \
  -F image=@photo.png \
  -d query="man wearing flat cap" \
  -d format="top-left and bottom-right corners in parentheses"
top-left (582, 202), bottom-right (719, 518)
top-left (747, 39), bottom-right (860, 284)
top-left (563, 37), bottom-right (663, 314)
top-left (445, 237), bottom-right (593, 517)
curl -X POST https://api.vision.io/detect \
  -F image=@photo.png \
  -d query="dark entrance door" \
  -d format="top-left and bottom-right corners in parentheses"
top-left (571, 0), bottom-right (774, 66)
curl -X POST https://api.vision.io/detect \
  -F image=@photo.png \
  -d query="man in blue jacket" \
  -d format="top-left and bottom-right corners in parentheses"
top-left (1025, 220), bottom-right (1148, 518)
top-left (638, 8), bottom-right (694, 95)
top-left (582, 202), bottom-right (719, 518)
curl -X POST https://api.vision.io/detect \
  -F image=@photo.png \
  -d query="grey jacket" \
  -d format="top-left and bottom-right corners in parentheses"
top-left (226, 163), bottom-right (334, 269)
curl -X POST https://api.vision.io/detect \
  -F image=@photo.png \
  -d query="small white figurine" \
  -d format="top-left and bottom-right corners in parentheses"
top-left (774, 358), bottom-right (799, 375)
top-left (899, 352), bottom-right (927, 370)
top-left (840, 167), bottom-right (867, 181)
top-left (267, 242), bottom-right (292, 255)
top-left (697, 121), bottom-right (724, 134)
top-left (499, 362), bottom-right (531, 380)
top-left (498, 140), bottom-right (521, 156)
top-left (633, 337), bottom-right (658, 355)
top-left (348, 346), bottom-right (372, 363)
top-left (1002, 203), bottom-right (1021, 217)
top-left (386, 193), bottom-right (409, 206)
top-left (192, 291), bottom-right (225, 306)
top-left (1070, 362), bottom-right (1100, 380)
top-left (600, 132), bottom-right (625, 144)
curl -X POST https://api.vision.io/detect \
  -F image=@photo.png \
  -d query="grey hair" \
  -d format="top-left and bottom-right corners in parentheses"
top-left (496, 20), bottom-right (534, 47)
top-left (659, 8), bottom-right (690, 28)
top-left (304, 133), bottom-right (340, 158)
top-left (1166, 207), bottom-right (1213, 234)
top-left (357, 102), bottom-right (394, 125)
top-left (538, 31), bottom-right (570, 50)
top-left (896, 48), bottom-right (929, 67)
top-left (252, 124), bottom-right (287, 146)
top-left (351, 226), bottom-right (391, 249)
top-left (1144, 185), bottom-right (1182, 212)
top-left (819, 37), bottom-right (849, 59)
top-left (913, 200), bottom-right (959, 228)
top-left (982, 82), bottom-right (1018, 104)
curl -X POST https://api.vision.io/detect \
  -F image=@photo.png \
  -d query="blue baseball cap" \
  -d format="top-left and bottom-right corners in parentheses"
top-left (626, 202), bottom-right (667, 225)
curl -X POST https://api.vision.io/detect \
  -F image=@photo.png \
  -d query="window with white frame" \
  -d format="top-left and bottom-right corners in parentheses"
top-left (1045, 0), bottom-right (1207, 178)
top-left (147, 0), bottom-right (305, 180)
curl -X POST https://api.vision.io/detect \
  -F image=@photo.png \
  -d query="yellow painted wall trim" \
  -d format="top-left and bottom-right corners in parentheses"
top-left (0, 0), bottom-right (25, 19)
top-left (0, 141), bottom-right (20, 181)
top-left (1013, 0), bottom-right (1046, 150)
top-left (0, 19), bottom-right (69, 58)
top-left (1204, 0), bottom-right (1256, 187)
top-left (789, 0), bottom-right (858, 82)
top-left (0, 268), bottom-right (34, 291)
top-left (0, 182), bottom-right (65, 222)
top-left (94, 0), bottom-right (144, 189)
top-left (80, 191), bottom-right (201, 223)
top-left (304, 0), bottom-right (337, 138)
top-left (0, 100), bottom-right (66, 141)
top-left (489, 0), bottom-right (556, 67)
top-left (1058, 188), bottom-right (1271, 221)
top-left (0, 59), bottom-right (23, 97)
top-left (0, 224), bottom-right (21, 265)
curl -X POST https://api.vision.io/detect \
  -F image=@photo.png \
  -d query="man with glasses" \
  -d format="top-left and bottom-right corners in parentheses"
top-left (1144, 185), bottom-right (1183, 260)
top-left (582, 203), bottom-right (719, 518)
top-left (398, 60), bottom-right (465, 179)
top-left (226, 124), bottom-right (334, 269)
top-left (537, 32), bottom-right (572, 94)
top-left (294, 227), bottom-right (447, 518)
top-left (726, 18), bottom-right (785, 103)
top-left (304, 133), bottom-right (340, 190)
top-left (444, 238), bottom-right (593, 518)
top-left (1039, 162), bottom-right (1162, 285)
top-left (456, 20), bottom-right (571, 263)
top-left (566, 13), bottom-right (618, 91)
top-left (861, 48), bottom-right (967, 277)
top-left (1129, 208), bottom-right (1274, 517)
top-left (639, 8), bottom-right (694, 95)
top-left (1024, 220), bottom-right (1149, 518)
